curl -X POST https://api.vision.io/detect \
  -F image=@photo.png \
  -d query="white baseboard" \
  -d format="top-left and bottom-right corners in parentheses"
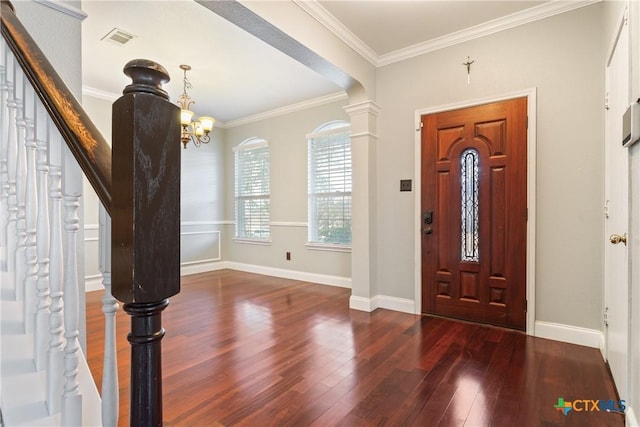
top-left (349, 294), bottom-right (415, 314)
top-left (534, 320), bottom-right (603, 349)
top-left (85, 260), bottom-right (351, 292)
top-left (349, 295), bottom-right (376, 312)
top-left (375, 295), bottom-right (415, 313)
top-left (224, 261), bottom-right (351, 288)
top-left (84, 260), bottom-right (224, 292)
top-left (180, 259), bottom-right (223, 276)
top-left (628, 406), bottom-right (639, 427)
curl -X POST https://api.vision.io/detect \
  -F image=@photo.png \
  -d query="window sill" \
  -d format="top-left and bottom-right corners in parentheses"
top-left (305, 242), bottom-right (352, 253)
top-left (233, 238), bottom-right (272, 246)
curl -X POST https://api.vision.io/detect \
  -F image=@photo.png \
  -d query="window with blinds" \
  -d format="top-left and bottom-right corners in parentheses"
top-left (307, 121), bottom-right (352, 246)
top-left (234, 138), bottom-right (270, 240)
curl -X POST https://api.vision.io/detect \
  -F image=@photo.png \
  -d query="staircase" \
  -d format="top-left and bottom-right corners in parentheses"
top-left (1, 1), bottom-right (181, 425)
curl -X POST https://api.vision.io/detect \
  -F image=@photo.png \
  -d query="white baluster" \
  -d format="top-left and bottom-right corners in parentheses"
top-left (99, 205), bottom-right (118, 427)
top-left (23, 81), bottom-right (39, 336)
top-left (47, 125), bottom-right (64, 415)
top-left (0, 41), bottom-right (8, 255)
top-left (14, 63), bottom-right (27, 306)
top-left (34, 100), bottom-right (50, 371)
top-left (5, 55), bottom-right (18, 285)
top-left (62, 146), bottom-right (82, 426)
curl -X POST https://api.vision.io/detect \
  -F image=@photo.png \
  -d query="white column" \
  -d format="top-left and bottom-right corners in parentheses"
top-left (34, 101), bottom-right (51, 371)
top-left (46, 124), bottom-right (64, 415)
top-left (99, 205), bottom-right (119, 427)
top-left (344, 101), bottom-right (380, 311)
top-left (23, 81), bottom-right (39, 336)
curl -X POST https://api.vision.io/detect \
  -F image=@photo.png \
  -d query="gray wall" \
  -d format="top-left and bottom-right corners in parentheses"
top-left (81, 3), bottom-right (607, 332)
top-left (223, 100), bottom-right (352, 278)
top-left (375, 3), bottom-right (604, 329)
top-left (13, 1), bottom-right (83, 97)
top-left (81, 95), bottom-right (353, 278)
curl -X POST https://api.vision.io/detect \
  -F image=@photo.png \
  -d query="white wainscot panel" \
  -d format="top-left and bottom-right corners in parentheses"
top-left (84, 224), bottom-right (101, 290)
top-left (181, 222), bottom-right (221, 265)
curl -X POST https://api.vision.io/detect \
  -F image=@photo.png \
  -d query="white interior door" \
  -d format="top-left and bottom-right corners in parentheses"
top-left (604, 8), bottom-right (629, 400)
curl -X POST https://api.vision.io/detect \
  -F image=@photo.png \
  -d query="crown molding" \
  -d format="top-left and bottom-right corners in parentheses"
top-left (34, 0), bottom-right (87, 21)
top-left (82, 85), bottom-right (346, 128)
top-left (297, 0), bottom-right (601, 68)
top-left (293, 0), bottom-right (378, 66)
top-left (82, 85), bottom-right (119, 102)
top-left (223, 91), bottom-right (347, 128)
top-left (378, 0), bottom-right (601, 66)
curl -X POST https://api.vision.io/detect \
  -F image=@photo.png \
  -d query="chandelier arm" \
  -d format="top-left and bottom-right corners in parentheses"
top-left (177, 64), bottom-right (214, 148)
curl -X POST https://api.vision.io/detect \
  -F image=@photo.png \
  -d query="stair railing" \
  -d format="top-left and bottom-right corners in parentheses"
top-left (1, 1), bottom-right (181, 425)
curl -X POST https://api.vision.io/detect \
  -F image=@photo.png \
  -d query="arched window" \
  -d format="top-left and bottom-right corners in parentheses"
top-left (234, 137), bottom-right (270, 241)
top-left (307, 121), bottom-right (352, 246)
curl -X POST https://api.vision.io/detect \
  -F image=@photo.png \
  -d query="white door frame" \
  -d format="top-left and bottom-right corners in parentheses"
top-left (413, 88), bottom-right (537, 334)
top-left (603, 2), bottom-right (630, 410)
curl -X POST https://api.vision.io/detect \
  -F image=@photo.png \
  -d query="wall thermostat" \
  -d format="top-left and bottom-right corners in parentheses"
top-left (623, 100), bottom-right (640, 147)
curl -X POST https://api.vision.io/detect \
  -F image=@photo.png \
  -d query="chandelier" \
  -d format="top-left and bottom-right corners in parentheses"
top-left (177, 64), bottom-right (215, 149)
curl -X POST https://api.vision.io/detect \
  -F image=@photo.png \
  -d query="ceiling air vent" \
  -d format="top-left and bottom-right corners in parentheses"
top-left (101, 28), bottom-right (136, 46)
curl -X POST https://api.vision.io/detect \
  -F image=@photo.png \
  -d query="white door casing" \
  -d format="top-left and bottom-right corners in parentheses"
top-left (604, 5), bottom-right (630, 401)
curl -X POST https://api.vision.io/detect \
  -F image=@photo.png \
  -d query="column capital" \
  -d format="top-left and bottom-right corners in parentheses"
top-left (344, 100), bottom-right (382, 117)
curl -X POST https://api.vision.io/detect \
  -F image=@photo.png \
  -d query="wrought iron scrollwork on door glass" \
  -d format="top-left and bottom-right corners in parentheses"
top-left (461, 148), bottom-right (479, 262)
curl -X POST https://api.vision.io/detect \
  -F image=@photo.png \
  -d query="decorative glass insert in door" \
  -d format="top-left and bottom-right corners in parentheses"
top-left (461, 148), bottom-right (479, 261)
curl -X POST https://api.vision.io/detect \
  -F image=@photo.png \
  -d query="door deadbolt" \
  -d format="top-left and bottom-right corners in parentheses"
top-left (609, 233), bottom-right (627, 246)
top-left (424, 211), bottom-right (433, 224)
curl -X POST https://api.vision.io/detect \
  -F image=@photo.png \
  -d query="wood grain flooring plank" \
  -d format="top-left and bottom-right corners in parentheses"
top-left (84, 270), bottom-right (623, 427)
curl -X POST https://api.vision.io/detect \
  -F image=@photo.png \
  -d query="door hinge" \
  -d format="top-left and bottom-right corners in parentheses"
top-left (525, 208), bottom-right (528, 221)
top-left (416, 121), bottom-right (423, 132)
top-left (605, 93), bottom-right (610, 110)
top-left (526, 116), bottom-right (528, 129)
top-left (604, 306), bottom-right (609, 327)
top-left (525, 300), bottom-right (528, 312)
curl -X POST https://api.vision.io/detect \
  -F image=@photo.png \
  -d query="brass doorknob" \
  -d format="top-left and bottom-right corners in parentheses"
top-left (610, 233), bottom-right (627, 245)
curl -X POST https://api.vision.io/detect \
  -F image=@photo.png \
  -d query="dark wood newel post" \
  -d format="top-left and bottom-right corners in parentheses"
top-left (111, 59), bottom-right (181, 427)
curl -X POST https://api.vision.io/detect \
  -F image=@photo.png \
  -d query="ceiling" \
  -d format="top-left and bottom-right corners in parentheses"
top-left (81, 0), bottom-right (573, 125)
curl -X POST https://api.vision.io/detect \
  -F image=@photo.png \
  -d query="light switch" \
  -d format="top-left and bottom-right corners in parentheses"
top-left (400, 179), bottom-right (412, 192)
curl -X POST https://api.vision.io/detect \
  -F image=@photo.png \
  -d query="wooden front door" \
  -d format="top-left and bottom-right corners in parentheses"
top-left (421, 98), bottom-right (527, 330)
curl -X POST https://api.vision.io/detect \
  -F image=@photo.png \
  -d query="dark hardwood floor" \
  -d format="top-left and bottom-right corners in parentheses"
top-left (86, 270), bottom-right (624, 426)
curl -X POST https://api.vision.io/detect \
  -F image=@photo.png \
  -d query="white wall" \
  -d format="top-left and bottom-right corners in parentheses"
top-left (223, 100), bottom-right (352, 279)
top-left (375, 4), bottom-right (605, 329)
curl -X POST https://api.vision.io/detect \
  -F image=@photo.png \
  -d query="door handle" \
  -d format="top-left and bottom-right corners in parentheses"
top-left (609, 233), bottom-right (627, 245)
top-left (423, 227), bottom-right (433, 235)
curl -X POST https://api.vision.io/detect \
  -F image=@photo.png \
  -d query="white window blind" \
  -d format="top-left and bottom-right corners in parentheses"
top-left (307, 122), bottom-right (351, 245)
top-left (234, 138), bottom-right (270, 240)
